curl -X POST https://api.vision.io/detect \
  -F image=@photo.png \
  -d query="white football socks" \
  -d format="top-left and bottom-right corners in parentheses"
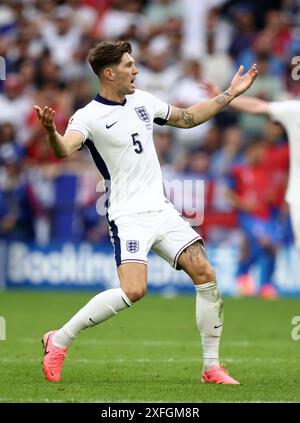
top-left (52, 288), bottom-right (132, 348)
top-left (195, 282), bottom-right (224, 372)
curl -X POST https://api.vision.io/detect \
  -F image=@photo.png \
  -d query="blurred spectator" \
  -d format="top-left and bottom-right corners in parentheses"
top-left (146, 0), bottom-right (182, 24)
top-left (154, 127), bottom-right (173, 167)
top-left (137, 40), bottom-right (180, 101)
top-left (0, 145), bottom-right (34, 241)
top-left (0, 122), bottom-right (25, 160)
top-left (0, 74), bottom-right (33, 144)
top-left (237, 29), bottom-right (286, 77)
top-left (238, 46), bottom-right (286, 136)
top-left (181, 0), bottom-right (227, 59)
top-left (205, 7), bottom-right (233, 55)
top-left (170, 59), bottom-right (211, 151)
top-left (211, 126), bottom-right (243, 177)
top-left (262, 120), bottom-right (289, 211)
top-left (203, 125), bottom-right (221, 156)
top-left (67, 0), bottom-right (98, 36)
top-left (202, 10), bottom-right (234, 89)
top-left (264, 9), bottom-right (292, 58)
top-left (0, 1), bottom-right (17, 37)
top-left (282, 0), bottom-right (300, 25)
top-left (226, 139), bottom-right (279, 298)
top-left (33, 0), bottom-right (58, 26)
top-left (229, 2), bottom-right (256, 60)
top-left (97, 0), bottom-right (145, 41)
top-left (40, 5), bottom-right (82, 68)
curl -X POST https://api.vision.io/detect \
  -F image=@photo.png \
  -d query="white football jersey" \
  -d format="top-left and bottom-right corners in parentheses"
top-left (66, 89), bottom-right (172, 221)
top-left (268, 100), bottom-right (300, 205)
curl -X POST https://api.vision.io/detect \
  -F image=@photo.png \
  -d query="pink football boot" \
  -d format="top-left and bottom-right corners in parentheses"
top-left (201, 364), bottom-right (240, 385)
top-left (42, 331), bottom-right (67, 382)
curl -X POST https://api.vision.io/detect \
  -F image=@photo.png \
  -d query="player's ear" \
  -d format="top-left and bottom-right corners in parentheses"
top-left (103, 67), bottom-right (115, 81)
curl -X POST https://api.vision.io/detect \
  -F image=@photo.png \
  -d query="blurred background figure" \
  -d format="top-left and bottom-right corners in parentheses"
top-left (170, 58), bottom-right (212, 153)
top-left (226, 139), bottom-right (279, 299)
top-left (0, 142), bottom-right (33, 241)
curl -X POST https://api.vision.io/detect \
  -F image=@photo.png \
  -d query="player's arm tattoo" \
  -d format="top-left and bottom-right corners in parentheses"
top-left (173, 108), bottom-right (197, 128)
top-left (170, 90), bottom-right (234, 128)
top-left (182, 240), bottom-right (207, 264)
top-left (214, 90), bottom-right (233, 106)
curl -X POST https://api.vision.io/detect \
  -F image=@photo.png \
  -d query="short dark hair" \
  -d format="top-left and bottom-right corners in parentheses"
top-left (88, 41), bottom-right (132, 78)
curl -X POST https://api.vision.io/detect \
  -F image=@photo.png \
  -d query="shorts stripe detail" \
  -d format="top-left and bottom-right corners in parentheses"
top-left (172, 236), bottom-right (201, 268)
top-left (120, 259), bottom-right (147, 265)
top-left (109, 220), bottom-right (121, 266)
top-left (120, 296), bottom-right (132, 307)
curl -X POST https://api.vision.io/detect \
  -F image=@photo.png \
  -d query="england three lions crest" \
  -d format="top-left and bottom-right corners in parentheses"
top-left (126, 240), bottom-right (139, 253)
top-left (135, 106), bottom-right (150, 122)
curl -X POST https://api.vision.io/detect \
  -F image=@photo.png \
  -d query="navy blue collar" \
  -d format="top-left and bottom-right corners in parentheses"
top-left (95, 93), bottom-right (126, 106)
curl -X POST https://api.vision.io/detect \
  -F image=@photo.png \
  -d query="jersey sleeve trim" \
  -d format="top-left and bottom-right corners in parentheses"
top-left (153, 104), bottom-right (171, 126)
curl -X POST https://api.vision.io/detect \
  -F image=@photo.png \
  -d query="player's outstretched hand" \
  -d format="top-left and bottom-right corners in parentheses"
top-left (229, 64), bottom-right (258, 98)
top-left (34, 105), bottom-right (56, 134)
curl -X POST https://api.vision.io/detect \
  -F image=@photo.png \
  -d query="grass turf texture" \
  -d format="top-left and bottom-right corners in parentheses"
top-left (0, 291), bottom-right (299, 403)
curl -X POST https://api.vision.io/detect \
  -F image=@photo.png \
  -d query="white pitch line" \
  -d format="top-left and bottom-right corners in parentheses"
top-left (18, 338), bottom-right (291, 347)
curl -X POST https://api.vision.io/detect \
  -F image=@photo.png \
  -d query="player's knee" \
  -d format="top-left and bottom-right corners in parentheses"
top-left (122, 284), bottom-right (147, 303)
top-left (193, 261), bottom-right (216, 285)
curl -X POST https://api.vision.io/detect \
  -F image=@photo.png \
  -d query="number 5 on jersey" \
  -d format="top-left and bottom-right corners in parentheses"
top-left (131, 133), bottom-right (143, 154)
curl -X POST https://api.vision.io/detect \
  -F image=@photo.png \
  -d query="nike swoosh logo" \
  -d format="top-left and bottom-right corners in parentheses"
top-left (89, 317), bottom-right (97, 324)
top-left (106, 121), bottom-right (117, 129)
top-left (214, 324), bottom-right (223, 329)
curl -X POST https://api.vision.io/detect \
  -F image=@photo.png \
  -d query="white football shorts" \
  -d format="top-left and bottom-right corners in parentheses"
top-left (108, 203), bottom-right (202, 269)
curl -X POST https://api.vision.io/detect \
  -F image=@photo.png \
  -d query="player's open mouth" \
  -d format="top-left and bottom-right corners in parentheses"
top-left (131, 79), bottom-right (136, 87)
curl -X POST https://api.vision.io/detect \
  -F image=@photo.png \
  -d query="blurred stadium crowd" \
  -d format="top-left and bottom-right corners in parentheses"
top-left (0, 0), bottom-right (299, 289)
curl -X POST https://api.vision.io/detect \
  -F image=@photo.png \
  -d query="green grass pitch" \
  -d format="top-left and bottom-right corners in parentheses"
top-left (0, 291), bottom-right (299, 403)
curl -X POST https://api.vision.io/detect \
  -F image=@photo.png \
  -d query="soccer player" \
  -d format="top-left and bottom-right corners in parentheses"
top-left (203, 80), bottom-right (300, 251)
top-left (34, 41), bottom-right (257, 384)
